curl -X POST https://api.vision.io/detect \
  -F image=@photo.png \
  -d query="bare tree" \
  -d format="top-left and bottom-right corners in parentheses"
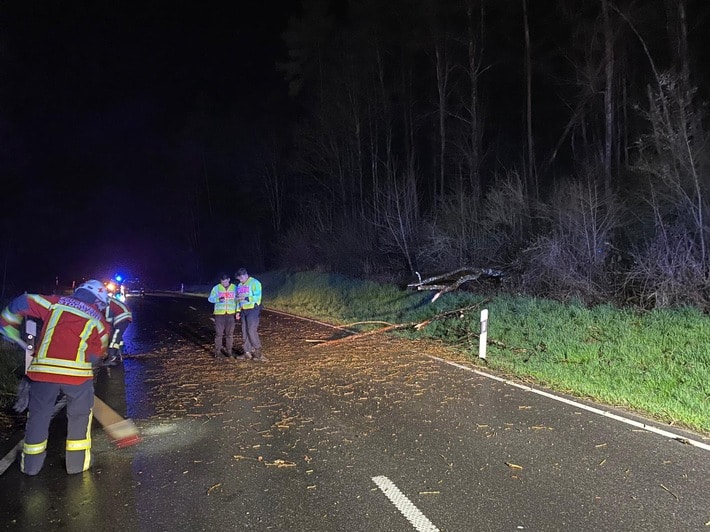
top-left (522, 0), bottom-right (537, 198)
top-left (600, 0), bottom-right (615, 197)
top-left (260, 140), bottom-right (285, 233)
top-left (434, 40), bottom-right (454, 198)
top-left (520, 176), bottom-right (622, 301)
top-left (370, 171), bottom-right (421, 273)
top-left (450, 0), bottom-right (487, 202)
top-left (619, 0), bottom-right (709, 306)
top-left (633, 73), bottom-right (709, 279)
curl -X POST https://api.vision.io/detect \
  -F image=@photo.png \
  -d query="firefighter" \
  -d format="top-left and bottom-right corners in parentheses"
top-left (207, 273), bottom-right (237, 359)
top-left (0, 279), bottom-right (110, 475)
top-left (234, 268), bottom-right (266, 362)
top-left (104, 294), bottom-right (132, 366)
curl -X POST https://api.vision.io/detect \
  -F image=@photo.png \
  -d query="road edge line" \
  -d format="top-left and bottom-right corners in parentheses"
top-left (427, 355), bottom-right (710, 452)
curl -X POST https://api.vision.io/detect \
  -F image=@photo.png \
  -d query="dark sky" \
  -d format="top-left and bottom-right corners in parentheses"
top-left (0, 1), bottom-right (295, 292)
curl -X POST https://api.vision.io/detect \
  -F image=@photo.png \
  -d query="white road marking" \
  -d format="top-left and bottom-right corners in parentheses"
top-left (372, 475), bottom-right (440, 532)
top-left (428, 355), bottom-right (710, 452)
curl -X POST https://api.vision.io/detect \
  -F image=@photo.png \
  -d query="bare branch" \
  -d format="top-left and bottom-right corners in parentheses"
top-left (413, 300), bottom-right (490, 330)
top-left (408, 267), bottom-right (504, 302)
top-left (311, 323), bottom-right (413, 348)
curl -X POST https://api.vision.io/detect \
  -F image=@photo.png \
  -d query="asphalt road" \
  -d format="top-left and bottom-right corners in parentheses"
top-left (1, 293), bottom-right (708, 531)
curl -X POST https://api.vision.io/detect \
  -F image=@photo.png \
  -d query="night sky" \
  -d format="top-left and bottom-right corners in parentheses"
top-left (1, 1), bottom-right (294, 292)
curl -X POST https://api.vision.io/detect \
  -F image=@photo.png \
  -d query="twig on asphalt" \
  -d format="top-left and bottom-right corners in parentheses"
top-left (312, 323), bottom-right (413, 347)
top-left (659, 483), bottom-right (679, 500)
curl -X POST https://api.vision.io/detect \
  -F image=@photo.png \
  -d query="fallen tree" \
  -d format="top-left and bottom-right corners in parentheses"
top-left (312, 299), bottom-right (492, 347)
top-left (312, 268), bottom-right (507, 350)
top-left (407, 267), bottom-right (505, 302)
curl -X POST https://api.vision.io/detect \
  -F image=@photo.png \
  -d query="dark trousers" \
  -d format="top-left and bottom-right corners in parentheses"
top-left (214, 313), bottom-right (236, 355)
top-left (22, 379), bottom-right (94, 475)
top-left (241, 306), bottom-right (261, 354)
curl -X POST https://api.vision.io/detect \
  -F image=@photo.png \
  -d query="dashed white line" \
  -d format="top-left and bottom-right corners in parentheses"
top-left (372, 475), bottom-right (440, 532)
top-left (428, 355), bottom-right (710, 452)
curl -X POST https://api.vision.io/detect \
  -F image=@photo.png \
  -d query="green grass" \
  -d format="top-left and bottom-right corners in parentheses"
top-left (474, 298), bottom-right (710, 431)
top-left (261, 271), bottom-right (710, 434)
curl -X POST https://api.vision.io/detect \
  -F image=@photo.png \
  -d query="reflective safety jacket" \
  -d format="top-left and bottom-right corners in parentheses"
top-left (106, 298), bottom-right (132, 327)
top-left (106, 297), bottom-right (133, 349)
top-left (237, 277), bottom-right (262, 310)
top-left (0, 294), bottom-right (109, 385)
top-left (208, 283), bottom-right (237, 315)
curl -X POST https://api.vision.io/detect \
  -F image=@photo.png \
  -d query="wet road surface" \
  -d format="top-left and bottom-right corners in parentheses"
top-left (1, 293), bottom-right (709, 531)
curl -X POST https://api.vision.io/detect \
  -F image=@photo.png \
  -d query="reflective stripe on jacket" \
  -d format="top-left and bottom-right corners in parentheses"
top-left (208, 284), bottom-right (237, 314)
top-left (237, 277), bottom-right (262, 310)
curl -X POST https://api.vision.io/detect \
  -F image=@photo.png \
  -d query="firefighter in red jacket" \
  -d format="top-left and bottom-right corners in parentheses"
top-left (0, 279), bottom-right (110, 475)
top-left (104, 295), bottom-right (132, 366)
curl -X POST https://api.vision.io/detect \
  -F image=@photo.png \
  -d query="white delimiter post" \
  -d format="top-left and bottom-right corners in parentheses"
top-left (479, 309), bottom-right (488, 359)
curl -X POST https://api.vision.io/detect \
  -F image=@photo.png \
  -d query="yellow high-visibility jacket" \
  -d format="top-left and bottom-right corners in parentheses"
top-left (208, 283), bottom-right (237, 315)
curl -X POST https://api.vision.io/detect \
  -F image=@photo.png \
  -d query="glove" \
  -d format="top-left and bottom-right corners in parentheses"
top-left (235, 312), bottom-right (241, 321)
top-left (13, 377), bottom-right (31, 413)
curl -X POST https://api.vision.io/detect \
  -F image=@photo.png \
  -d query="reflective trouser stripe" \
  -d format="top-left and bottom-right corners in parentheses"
top-left (66, 409), bottom-right (93, 474)
top-left (21, 439), bottom-right (48, 475)
top-left (22, 383), bottom-right (58, 476)
top-left (66, 438), bottom-right (91, 451)
top-left (23, 440), bottom-right (47, 455)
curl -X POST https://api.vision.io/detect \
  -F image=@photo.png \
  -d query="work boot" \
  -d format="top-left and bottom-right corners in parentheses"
top-left (252, 353), bottom-right (268, 362)
top-left (235, 352), bottom-right (252, 361)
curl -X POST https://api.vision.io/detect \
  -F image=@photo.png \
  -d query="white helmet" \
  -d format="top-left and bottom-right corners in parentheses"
top-left (75, 279), bottom-right (109, 305)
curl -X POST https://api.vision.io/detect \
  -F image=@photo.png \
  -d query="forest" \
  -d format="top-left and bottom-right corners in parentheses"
top-left (0, 1), bottom-right (708, 308)
top-left (250, 0), bottom-right (709, 309)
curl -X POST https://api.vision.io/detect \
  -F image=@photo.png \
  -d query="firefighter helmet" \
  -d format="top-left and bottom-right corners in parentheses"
top-left (75, 279), bottom-right (109, 305)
